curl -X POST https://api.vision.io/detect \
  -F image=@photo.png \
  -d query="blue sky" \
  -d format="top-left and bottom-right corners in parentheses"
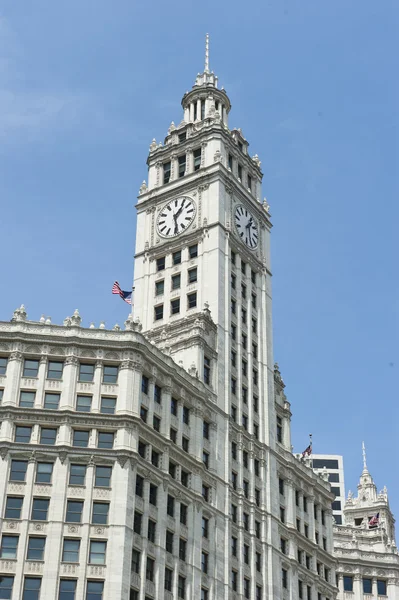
top-left (1, 1), bottom-right (397, 516)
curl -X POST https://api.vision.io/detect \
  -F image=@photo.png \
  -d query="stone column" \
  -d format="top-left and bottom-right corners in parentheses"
top-left (196, 99), bottom-right (201, 121)
top-left (36, 356), bottom-right (48, 407)
top-left (353, 574), bottom-right (362, 597)
top-left (118, 357), bottom-right (142, 417)
top-left (285, 479), bottom-right (295, 528)
top-left (60, 356), bottom-right (78, 410)
top-left (91, 361), bottom-right (102, 412)
top-left (162, 385), bottom-right (172, 438)
top-left (2, 351), bottom-right (23, 405)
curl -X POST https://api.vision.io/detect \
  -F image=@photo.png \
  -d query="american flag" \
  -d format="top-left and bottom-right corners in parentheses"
top-left (302, 444), bottom-right (312, 457)
top-left (112, 281), bottom-right (132, 305)
top-left (369, 513), bottom-right (379, 527)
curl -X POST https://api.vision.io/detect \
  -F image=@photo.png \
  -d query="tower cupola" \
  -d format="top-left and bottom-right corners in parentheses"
top-left (181, 34), bottom-right (231, 126)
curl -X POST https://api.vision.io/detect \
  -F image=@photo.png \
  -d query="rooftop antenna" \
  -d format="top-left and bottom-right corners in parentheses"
top-left (205, 33), bottom-right (210, 73)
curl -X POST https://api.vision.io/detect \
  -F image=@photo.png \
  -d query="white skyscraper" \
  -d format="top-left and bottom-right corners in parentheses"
top-left (312, 455), bottom-right (346, 525)
top-left (0, 38), bottom-right (339, 600)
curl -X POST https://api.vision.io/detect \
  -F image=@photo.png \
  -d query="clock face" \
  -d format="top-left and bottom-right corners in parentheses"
top-left (234, 205), bottom-right (259, 249)
top-left (157, 196), bottom-right (196, 238)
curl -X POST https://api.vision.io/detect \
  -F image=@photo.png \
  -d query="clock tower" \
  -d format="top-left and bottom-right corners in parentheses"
top-left (133, 37), bottom-right (274, 442)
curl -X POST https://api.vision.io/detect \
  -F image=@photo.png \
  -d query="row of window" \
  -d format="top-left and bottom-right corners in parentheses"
top-left (13, 425), bottom-right (115, 449)
top-left (4, 495), bottom-right (109, 524)
top-left (156, 244), bottom-right (198, 272)
top-left (0, 577), bottom-right (103, 600)
top-left (162, 148), bottom-right (202, 184)
top-left (155, 267), bottom-right (197, 295)
top-left (231, 443), bottom-right (261, 474)
top-left (0, 358), bottom-right (118, 383)
top-left (15, 391), bottom-right (116, 413)
top-left (1, 535), bottom-right (107, 565)
top-left (227, 154), bottom-right (256, 195)
top-left (343, 576), bottom-right (387, 595)
top-left (154, 292), bottom-right (197, 320)
top-left (9, 459), bottom-right (112, 490)
top-left (231, 275), bottom-right (258, 306)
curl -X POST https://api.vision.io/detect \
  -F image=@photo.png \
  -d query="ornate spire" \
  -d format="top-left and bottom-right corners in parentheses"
top-left (204, 33), bottom-right (210, 73)
top-left (362, 441), bottom-right (368, 473)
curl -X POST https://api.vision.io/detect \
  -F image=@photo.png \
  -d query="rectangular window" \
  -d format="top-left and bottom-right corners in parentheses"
top-left (193, 148), bottom-right (201, 171)
top-left (0, 535), bottom-right (18, 559)
top-left (279, 478), bottom-right (285, 495)
top-left (203, 421), bottom-right (210, 440)
top-left (242, 308), bottom-right (247, 324)
top-left (73, 430), bottom-right (89, 447)
top-left (253, 369), bottom-right (258, 385)
top-left (89, 540), bottom-right (106, 565)
top-left (139, 406), bottom-right (148, 424)
top-left (22, 578), bottom-right (41, 600)
top-left (241, 284), bottom-right (246, 300)
top-left (165, 567), bottom-right (173, 591)
top-left (189, 244), bottom-right (198, 259)
top-left (10, 460), bottom-right (28, 482)
top-left (138, 441), bottom-right (147, 457)
top-left (149, 484), bottom-right (158, 505)
top-left (154, 304), bottom-right (164, 321)
top-left (187, 292), bottom-right (197, 309)
top-left (172, 274), bottom-right (181, 290)
top-left (179, 538), bottom-right (186, 561)
top-left (188, 267), bottom-right (197, 283)
top-left (242, 414), bottom-right (248, 429)
top-left (92, 502), bottom-right (109, 525)
top-left (231, 405), bottom-right (237, 421)
top-left (228, 154), bottom-right (233, 170)
top-left (27, 537), bottom-right (46, 560)
top-left (231, 273), bottom-right (236, 290)
top-left (146, 557), bottom-right (155, 581)
top-left (178, 131), bottom-right (187, 143)
top-left (141, 375), bottom-right (149, 394)
top-left (59, 580), bottom-right (76, 600)
top-left (163, 161), bottom-right (171, 184)
top-left (19, 391), bottom-right (35, 408)
top-left (65, 501), bottom-right (83, 523)
top-left (165, 530), bottom-right (174, 553)
top-left (280, 507), bottom-right (285, 523)
top-left (153, 384), bottom-right (162, 404)
top-left (47, 361), bottom-right (63, 380)
top-left (231, 377), bottom-right (236, 395)
top-left (69, 464), bottom-right (86, 486)
top-left (178, 576), bottom-right (186, 599)
top-left (153, 415), bottom-right (161, 432)
top-left (76, 395), bottom-right (92, 412)
top-left (178, 154), bottom-right (186, 178)
top-left (242, 360), bottom-right (247, 376)
top-left (244, 578), bottom-right (250, 599)
top-left (243, 543), bottom-right (250, 564)
top-left (100, 397), bottom-right (116, 414)
top-left (231, 350), bottom-right (236, 367)
top-left (182, 406), bottom-right (190, 425)
top-left (86, 581), bottom-right (104, 600)
top-left (132, 549), bottom-right (140, 573)
top-left (157, 256), bottom-right (166, 271)
top-left (282, 569), bottom-right (288, 589)
top-left (62, 539), bottom-right (80, 562)
top-left (377, 580), bottom-right (387, 595)
top-left (44, 392), bottom-right (60, 410)
top-left (133, 511), bottom-right (142, 534)
top-left (98, 432), bottom-right (114, 449)
top-left (40, 427), bottom-right (57, 445)
top-left (155, 280), bottom-right (164, 296)
top-left (171, 298), bottom-right (180, 315)
top-left (231, 299), bottom-right (236, 316)
top-left (251, 293), bottom-right (257, 309)
top-left (79, 363), bottom-right (95, 382)
top-left (0, 357), bottom-right (8, 375)
top-left (304, 524), bottom-right (309, 538)
top-left (173, 250), bottom-right (182, 265)
top-left (0, 389), bottom-right (3, 404)
top-left (231, 570), bottom-right (238, 591)
top-left (247, 174), bottom-right (252, 191)
top-left (277, 416), bottom-right (283, 443)
top-left (201, 551), bottom-right (208, 573)
top-left (180, 503), bottom-right (187, 525)
top-left (31, 498), bottom-right (49, 521)
top-left (167, 495), bottom-right (174, 517)
top-left (5, 496), bottom-right (23, 519)
top-left (23, 359), bottom-right (39, 378)
top-left (363, 579), bottom-right (372, 594)
top-left (242, 334), bottom-right (247, 349)
top-left (103, 365), bottom-right (118, 384)
top-left (182, 436), bottom-right (189, 452)
top-left (203, 451), bottom-right (209, 469)
top-left (237, 164), bottom-right (243, 180)
top-left (95, 466), bottom-right (112, 487)
top-left (231, 324), bottom-right (236, 340)
top-left (36, 462), bottom-right (53, 484)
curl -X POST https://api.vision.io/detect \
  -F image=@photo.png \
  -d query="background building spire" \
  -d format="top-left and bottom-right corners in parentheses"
top-left (205, 33), bottom-right (210, 73)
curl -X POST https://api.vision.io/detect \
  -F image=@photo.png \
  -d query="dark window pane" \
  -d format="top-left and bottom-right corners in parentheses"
top-left (65, 501), bottom-right (83, 523)
top-left (76, 396), bottom-right (92, 412)
top-left (22, 577), bottom-right (41, 600)
top-left (69, 464), bottom-right (86, 486)
top-left (86, 581), bottom-right (104, 599)
top-left (5, 496), bottom-right (23, 519)
top-left (59, 579), bottom-right (77, 600)
top-left (44, 393), bottom-right (60, 409)
top-left (10, 460), bottom-right (28, 482)
top-left (103, 365), bottom-right (118, 384)
top-left (40, 428), bottom-right (57, 445)
top-left (98, 432), bottom-right (114, 449)
top-left (0, 357), bottom-right (8, 375)
top-left (95, 466), bottom-right (112, 487)
top-left (73, 430), bottom-right (89, 447)
top-left (31, 498), bottom-right (49, 521)
top-left (27, 537), bottom-right (46, 560)
top-left (79, 364), bottom-right (95, 382)
top-left (19, 391), bottom-right (35, 408)
top-left (47, 361), bottom-right (63, 380)
top-left (36, 463), bottom-right (53, 484)
top-left (312, 459), bottom-right (339, 469)
top-left (23, 359), bottom-right (39, 378)
top-left (100, 397), bottom-right (116, 414)
top-left (92, 503), bottom-right (109, 525)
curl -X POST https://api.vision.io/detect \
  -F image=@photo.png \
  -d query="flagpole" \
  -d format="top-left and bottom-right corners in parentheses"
top-left (130, 286), bottom-right (135, 316)
top-left (309, 433), bottom-right (313, 469)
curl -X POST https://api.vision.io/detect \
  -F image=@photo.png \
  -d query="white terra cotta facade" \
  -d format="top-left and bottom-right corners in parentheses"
top-left (334, 454), bottom-right (399, 600)
top-left (0, 43), bottom-right (339, 600)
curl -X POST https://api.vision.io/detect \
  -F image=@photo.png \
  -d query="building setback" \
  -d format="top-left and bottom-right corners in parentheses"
top-left (0, 39), bottom-right (339, 600)
top-left (312, 455), bottom-right (346, 525)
